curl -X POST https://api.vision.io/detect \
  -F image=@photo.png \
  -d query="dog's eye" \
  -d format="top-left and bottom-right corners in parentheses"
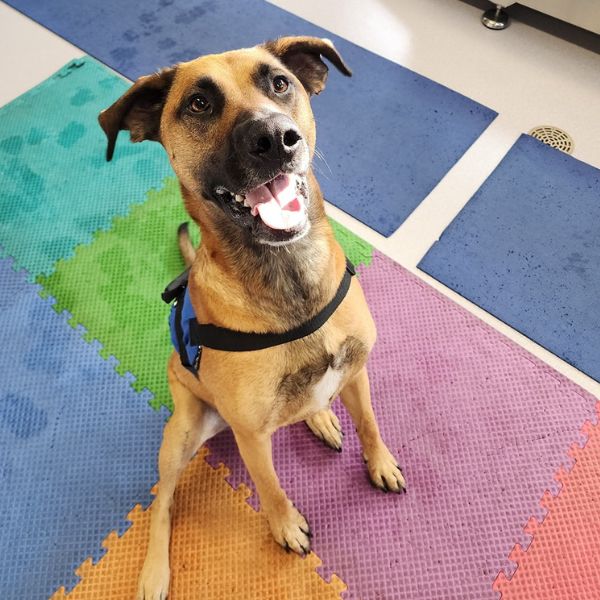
top-left (272, 76), bottom-right (289, 94)
top-left (189, 94), bottom-right (211, 113)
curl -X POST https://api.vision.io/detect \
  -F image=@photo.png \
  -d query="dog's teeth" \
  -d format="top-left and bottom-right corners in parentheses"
top-left (235, 194), bottom-right (244, 204)
top-left (243, 198), bottom-right (250, 208)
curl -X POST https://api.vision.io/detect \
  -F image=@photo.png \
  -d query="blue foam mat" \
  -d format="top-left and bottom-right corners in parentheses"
top-left (0, 258), bottom-right (167, 599)
top-left (5, 0), bottom-right (497, 236)
top-left (0, 56), bottom-right (173, 279)
top-left (419, 134), bottom-right (600, 382)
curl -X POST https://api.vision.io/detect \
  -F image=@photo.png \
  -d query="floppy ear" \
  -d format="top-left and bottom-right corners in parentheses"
top-left (98, 67), bottom-right (175, 161)
top-left (263, 36), bottom-right (351, 96)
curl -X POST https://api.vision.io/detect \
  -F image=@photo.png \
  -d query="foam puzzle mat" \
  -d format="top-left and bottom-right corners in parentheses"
top-left (50, 449), bottom-right (346, 600)
top-left (1, 55), bottom-right (598, 600)
top-left (5, 0), bottom-right (497, 236)
top-left (38, 177), bottom-right (199, 412)
top-left (494, 402), bottom-right (600, 599)
top-left (205, 251), bottom-right (598, 599)
top-left (419, 134), bottom-right (600, 383)
top-left (0, 56), bottom-right (172, 278)
top-left (0, 257), bottom-right (168, 599)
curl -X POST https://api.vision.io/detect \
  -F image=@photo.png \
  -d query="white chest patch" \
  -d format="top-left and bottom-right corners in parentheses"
top-left (312, 367), bottom-right (344, 411)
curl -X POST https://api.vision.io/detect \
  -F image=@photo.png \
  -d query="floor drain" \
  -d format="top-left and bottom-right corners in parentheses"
top-left (528, 126), bottom-right (574, 154)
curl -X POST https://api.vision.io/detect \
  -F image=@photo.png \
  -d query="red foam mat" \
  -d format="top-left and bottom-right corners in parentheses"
top-left (494, 404), bottom-right (600, 599)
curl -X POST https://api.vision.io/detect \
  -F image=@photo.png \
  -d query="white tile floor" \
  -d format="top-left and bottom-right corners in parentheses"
top-left (1, 0), bottom-right (599, 398)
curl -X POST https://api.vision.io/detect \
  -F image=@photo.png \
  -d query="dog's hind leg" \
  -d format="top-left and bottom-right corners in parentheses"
top-left (305, 408), bottom-right (344, 451)
top-left (137, 366), bottom-right (227, 600)
top-left (339, 366), bottom-right (406, 493)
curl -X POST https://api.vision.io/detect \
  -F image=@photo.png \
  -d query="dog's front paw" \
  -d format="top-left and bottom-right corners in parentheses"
top-left (137, 555), bottom-right (170, 600)
top-left (364, 447), bottom-right (406, 493)
top-left (267, 501), bottom-right (312, 556)
top-left (305, 408), bottom-right (343, 451)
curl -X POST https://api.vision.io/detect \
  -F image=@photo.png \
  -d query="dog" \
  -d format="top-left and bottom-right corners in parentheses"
top-left (99, 36), bottom-right (405, 600)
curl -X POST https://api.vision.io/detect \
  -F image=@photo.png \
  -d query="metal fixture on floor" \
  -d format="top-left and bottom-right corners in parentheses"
top-left (481, 4), bottom-right (510, 30)
top-left (528, 126), bottom-right (574, 154)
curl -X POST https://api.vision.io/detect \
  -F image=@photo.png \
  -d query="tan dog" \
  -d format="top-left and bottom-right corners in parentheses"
top-left (100, 36), bottom-right (405, 600)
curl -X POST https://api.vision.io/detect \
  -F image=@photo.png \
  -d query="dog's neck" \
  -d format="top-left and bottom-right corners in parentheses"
top-left (183, 171), bottom-right (343, 332)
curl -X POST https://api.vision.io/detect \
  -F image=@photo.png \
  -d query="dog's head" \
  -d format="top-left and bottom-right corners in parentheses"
top-left (99, 36), bottom-right (350, 246)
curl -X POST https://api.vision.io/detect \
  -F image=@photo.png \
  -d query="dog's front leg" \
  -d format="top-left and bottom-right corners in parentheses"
top-left (340, 366), bottom-right (406, 493)
top-left (137, 369), bottom-right (227, 600)
top-left (232, 428), bottom-right (311, 555)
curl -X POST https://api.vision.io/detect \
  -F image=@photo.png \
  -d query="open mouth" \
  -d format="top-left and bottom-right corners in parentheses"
top-left (215, 173), bottom-right (308, 234)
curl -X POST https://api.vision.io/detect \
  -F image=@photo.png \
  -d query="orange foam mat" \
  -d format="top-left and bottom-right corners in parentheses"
top-left (51, 448), bottom-right (346, 599)
top-left (494, 404), bottom-right (600, 599)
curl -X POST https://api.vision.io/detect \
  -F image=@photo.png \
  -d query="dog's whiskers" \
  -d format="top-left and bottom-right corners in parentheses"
top-left (310, 157), bottom-right (330, 181)
top-left (314, 147), bottom-right (333, 177)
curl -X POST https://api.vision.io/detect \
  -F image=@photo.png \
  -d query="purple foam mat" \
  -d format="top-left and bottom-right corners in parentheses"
top-left (206, 251), bottom-right (597, 599)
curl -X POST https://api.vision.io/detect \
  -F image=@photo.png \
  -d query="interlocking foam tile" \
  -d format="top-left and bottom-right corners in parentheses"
top-left (204, 250), bottom-right (598, 599)
top-left (0, 257), bottom-right (168, 599)
top-left (494, 403), bottom-right (600, 599)
top-left (419, 134), bottom-right (600, 383)
top-left (5, 0), bottom-right (497, 237)
top-left (0, 56), bottom-right (172, 279)
top-left (38, 177), bottom-right (198, 412)
top-left (38, 175), bottom-right (372, 412)
top-left (51, 448), bottom-right (346, 599)
top-left (329, 218), bottom-right (373, 269)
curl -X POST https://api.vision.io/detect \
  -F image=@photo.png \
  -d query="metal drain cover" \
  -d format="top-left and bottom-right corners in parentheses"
top-left (528, 126), bottom-right (574, 154)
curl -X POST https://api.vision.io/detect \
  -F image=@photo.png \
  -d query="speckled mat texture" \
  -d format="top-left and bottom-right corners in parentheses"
top-left (419, 134), bottom-right (600, 383)
top-left (205, 251), bottom-right (598, 599)
top-left (50, 449), bottom-right (346, 600)
top-left (0, 257), bottom-right (168, 600)
top-left (5, 0), bottom-right (497, 236)
top-left (0, 56), bottom-right (172, 278)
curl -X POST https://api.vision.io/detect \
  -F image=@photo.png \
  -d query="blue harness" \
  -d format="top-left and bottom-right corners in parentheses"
top-left (166, 271), bottom-right (202, 373)
top-left (162, 258), bottom-right (355, 375)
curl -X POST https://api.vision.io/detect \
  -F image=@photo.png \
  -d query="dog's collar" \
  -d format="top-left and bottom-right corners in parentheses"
top-left (163, 258), bottom-right (355, 364)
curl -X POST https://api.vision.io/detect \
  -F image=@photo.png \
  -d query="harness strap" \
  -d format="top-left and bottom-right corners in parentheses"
top-left (188, 258), bottom-right (355, 352)
top-left (161, 268), bottom-right (190, 304)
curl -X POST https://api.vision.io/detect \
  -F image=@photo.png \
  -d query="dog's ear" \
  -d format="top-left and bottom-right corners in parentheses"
top-left (263, 36), bottom-right (351, 96)
top-left (98, 67), bottom-right (176, 161)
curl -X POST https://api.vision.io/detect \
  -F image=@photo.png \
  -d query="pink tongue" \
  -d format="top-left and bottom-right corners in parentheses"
top-left (244, 174), bottom-right (305, 230)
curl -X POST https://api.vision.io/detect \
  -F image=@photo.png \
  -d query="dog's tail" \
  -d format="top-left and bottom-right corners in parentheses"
top-left (178, 222), bottom-right (196, 267)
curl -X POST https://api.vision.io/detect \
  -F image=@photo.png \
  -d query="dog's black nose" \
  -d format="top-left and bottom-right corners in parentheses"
top-left (235, 113), bottom-right (303, 166)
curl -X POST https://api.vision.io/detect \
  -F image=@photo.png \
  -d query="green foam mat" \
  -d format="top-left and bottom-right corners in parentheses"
top-left (0, 56), bottom-right (173, 278)
top-left (38, 177), bottom-right (372, 411)
top-left (328, 218), bottom-right (372, 268)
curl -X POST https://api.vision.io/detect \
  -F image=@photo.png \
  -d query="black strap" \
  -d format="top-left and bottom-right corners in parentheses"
top-left (188, 258), bottom-right (355, 352)
top-left (161, 268), bottom-right (190, 304)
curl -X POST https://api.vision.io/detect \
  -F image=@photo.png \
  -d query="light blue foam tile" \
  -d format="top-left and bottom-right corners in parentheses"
top-left (0, 56), bottom-right (174, 278)
top-left (0, 258), bottom-right (167, 598)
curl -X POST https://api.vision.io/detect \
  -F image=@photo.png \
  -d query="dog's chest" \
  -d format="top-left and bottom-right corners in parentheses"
top-left (311, 366), bottom-right (344, 411)
top-left (276, 335), bottom-right (367, 421)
